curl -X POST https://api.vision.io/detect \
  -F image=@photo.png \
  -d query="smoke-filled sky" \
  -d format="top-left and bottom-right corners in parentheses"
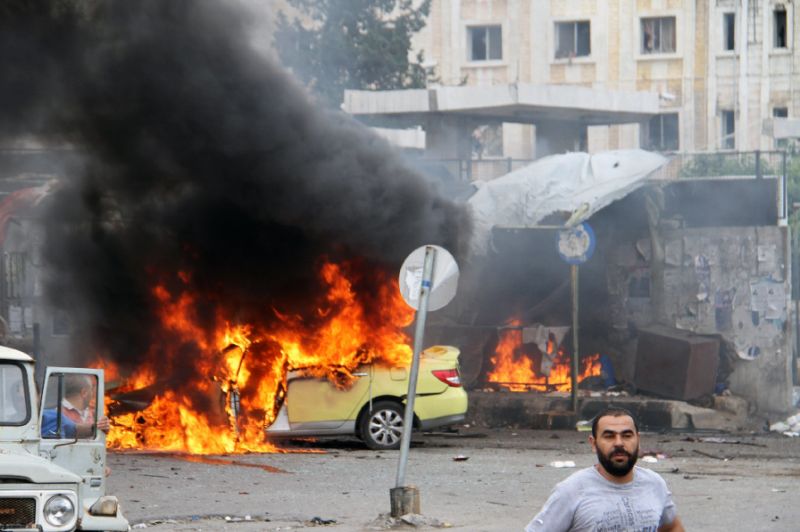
top-left (0, 0), bottom-right (471, 364)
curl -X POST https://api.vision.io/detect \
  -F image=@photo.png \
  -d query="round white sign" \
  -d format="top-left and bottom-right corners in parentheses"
top-left (556, 222), bottom-right (596, 265)
top-left (398, 245), bottom-right (459, 311)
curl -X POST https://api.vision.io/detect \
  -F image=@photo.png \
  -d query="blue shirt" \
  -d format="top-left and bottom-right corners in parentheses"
top-left (41, 408), bottom-right (77, 439)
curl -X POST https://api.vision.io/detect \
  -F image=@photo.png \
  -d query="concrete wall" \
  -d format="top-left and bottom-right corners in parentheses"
top-left (608, 225), bottom-right (793, 414)
top-left (418, 0), bottom-right (800, 153)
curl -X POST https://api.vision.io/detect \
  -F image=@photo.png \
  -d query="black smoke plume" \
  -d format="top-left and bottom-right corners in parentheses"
top-left (1, 1), bottom-right (471, 368)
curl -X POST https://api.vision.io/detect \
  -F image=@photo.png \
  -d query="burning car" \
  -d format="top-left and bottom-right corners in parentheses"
top-left (266, 345), bottom-right (468, 450)
top-left (0, 346), bottom-right (128, 531)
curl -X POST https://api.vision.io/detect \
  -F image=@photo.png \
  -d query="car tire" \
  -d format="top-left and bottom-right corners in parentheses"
top-left (359, 401), bottom-right (405, 450)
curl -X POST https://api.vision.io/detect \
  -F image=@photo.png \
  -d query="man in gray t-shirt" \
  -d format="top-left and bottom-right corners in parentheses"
top-left (525, 407), bottom-right (684, 532)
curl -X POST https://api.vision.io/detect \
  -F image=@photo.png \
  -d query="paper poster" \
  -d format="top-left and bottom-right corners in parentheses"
top-left (404, 267), bottom-right (423, 302)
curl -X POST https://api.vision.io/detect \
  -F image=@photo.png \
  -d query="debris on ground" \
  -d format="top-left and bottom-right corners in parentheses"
top-left (452, 455), bottom-right (469, 461)
top-left (693, 449), bottom-right (734, 461)
top-left (307, 516), bottom-right (337, 525)
top-left (641, 450), bottom-right (670, 460)
top-left (367, 513), bottom-right (452, 529)
top-left (549, 460), bottom-right (576, 468)
top-left (769, 413), bottom-right (800, 437)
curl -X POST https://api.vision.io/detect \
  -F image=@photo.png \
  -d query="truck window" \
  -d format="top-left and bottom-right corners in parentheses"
top-left (0, 363), bottom-right (29, 425)
top-left (41, 373), bottom-right (99, 439)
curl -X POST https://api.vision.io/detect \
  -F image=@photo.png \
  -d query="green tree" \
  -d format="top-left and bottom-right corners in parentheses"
top-left (274, 0), bottom-right (431, 108)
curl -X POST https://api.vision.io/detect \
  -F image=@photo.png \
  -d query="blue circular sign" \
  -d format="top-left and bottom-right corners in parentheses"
top-left (556, 222), bottom-right (596, 265)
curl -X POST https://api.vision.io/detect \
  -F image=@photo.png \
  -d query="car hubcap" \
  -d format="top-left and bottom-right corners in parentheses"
top-left (369, 409), bottom-right (403, 446)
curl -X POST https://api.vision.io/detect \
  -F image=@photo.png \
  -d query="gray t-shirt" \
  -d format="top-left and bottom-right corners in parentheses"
top-left (525, 465), bottom-right (677, 532)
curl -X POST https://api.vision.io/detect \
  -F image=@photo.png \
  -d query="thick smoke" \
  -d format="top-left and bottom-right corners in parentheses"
top-left (1, 1), bottom-right (471, 366)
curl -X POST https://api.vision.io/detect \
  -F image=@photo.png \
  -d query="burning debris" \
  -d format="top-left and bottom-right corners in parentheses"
top-left (1, 1), bottom-right (470, 453)
top-left (485, 322), bottom-right (602, 393)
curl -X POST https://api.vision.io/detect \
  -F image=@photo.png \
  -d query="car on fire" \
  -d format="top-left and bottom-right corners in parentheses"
top-left (0, 346), bottom-right (128, 531)
top-left (267, 345), bottom-right (468, 450)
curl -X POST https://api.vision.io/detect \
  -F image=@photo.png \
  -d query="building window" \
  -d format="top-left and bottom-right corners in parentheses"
top-left (555, 21), bottom-right (591, 59)
top-left (644, 113), bottom-right (679, 151)
top-left (774, 107), bottom-right (789, 118)
top-left (774, 9), bottom-right (788, 48)
top-left (721, 110), bottom-right (735, 149)
top-left (3, 252), bottom-right (27, 299)
top-left (723, 13), bottom-right (736, 51)
top-left (641, 17), bottom-right (676, 54)
top-left (468, 26), bottom-right (502, 61)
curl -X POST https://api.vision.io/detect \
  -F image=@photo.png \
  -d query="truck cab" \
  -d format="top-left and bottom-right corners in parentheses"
top-left (0, 346), bottom-right (128, 531)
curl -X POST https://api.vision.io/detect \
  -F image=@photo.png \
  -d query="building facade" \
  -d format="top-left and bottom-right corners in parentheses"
top-left (414, 0), bottom-right (799, 156)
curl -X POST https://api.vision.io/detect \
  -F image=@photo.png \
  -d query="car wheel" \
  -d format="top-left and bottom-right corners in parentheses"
top-left (360, 401), bottom-right (405, 450)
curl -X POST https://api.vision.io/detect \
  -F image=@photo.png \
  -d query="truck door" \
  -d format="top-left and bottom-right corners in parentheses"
top-left (38, 368), bottom-right (108, 504)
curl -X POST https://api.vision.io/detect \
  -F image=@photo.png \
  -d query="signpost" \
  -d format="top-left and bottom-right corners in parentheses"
top-left (556, 222), bottom-right (596, 412)
top-left (392, 245), bottom-right (459, 517)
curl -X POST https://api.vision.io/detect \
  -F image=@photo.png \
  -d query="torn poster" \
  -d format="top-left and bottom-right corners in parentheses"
top-left (750, 279), bottom-right (786, 319)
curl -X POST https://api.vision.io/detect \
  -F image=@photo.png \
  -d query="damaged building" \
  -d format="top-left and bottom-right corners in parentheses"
top-left (419, 149), bottom-right (793, 424)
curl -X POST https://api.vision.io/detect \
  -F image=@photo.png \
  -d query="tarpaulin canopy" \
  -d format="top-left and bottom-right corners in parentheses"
top-left (467, 149), bottom-right (668, 255)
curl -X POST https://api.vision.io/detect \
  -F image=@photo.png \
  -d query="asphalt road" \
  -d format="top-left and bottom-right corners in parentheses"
top-left (108, 427), bottom-right (800, 531)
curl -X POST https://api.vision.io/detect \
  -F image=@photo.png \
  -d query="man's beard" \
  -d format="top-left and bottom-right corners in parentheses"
top-left (597, 446), bottom-right (638, 477)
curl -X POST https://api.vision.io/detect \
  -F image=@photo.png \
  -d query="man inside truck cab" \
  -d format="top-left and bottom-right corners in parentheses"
top-left (42, 374), bottom-right (109, 438)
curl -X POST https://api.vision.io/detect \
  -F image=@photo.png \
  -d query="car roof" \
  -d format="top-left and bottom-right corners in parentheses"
top-left (0, 345), bottom-right (33, 362)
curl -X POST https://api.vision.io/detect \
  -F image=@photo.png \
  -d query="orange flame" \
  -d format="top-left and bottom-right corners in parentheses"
top-left (100, 261), bottom-right (414, 454)
top-left (486, 324), bottom-right (602, 392)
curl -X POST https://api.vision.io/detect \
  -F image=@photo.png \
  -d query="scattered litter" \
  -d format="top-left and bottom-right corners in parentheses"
top-left (308, 516), bottom-right (337, 525)
top-left (549, 461), bottom-right (576, 468)
top-left (770, 422), bottom-right (790, 432)
top-left (693, 449), bottom-right (733, 461)
top-left (771, 488), bottom-right (787, 493)
top-left (486, 500), bottom-right (510, 507)
top-left (132, 525), bottom-right (147, 530)
top-left (642, 450), bottom-right (670, 460)
top-left (511, 432), bottom-right (518, 436)
top-left (641, 456), bottom-right (658, 464)
top-left (575, 420), bottom-right (591, 432)
top-left (452, 455), bottom-right (469, 462)
top-left (769, 412), bottom-right (800, 436)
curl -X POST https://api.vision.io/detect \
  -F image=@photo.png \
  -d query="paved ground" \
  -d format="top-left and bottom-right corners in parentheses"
top-left (108, 426), bottom-right (800, 531)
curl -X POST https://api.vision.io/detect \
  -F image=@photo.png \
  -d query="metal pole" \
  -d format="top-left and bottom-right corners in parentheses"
top-left (395, 246), bottom-right (436, 488)
top-left (571, 264), bottom-right (580, 412)
top-left (783, 151), bottom-right (788, 220)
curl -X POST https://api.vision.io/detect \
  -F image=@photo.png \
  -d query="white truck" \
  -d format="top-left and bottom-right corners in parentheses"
top-left (0, 345), bottom-right (128, 531)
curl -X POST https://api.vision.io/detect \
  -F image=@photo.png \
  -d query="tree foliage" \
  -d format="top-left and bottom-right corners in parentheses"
top-left (274, 0), bottom-right (431, 108)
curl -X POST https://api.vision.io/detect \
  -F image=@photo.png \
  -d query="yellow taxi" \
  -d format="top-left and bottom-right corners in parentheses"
top-left (267, 345), bottom-right (468, 449)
